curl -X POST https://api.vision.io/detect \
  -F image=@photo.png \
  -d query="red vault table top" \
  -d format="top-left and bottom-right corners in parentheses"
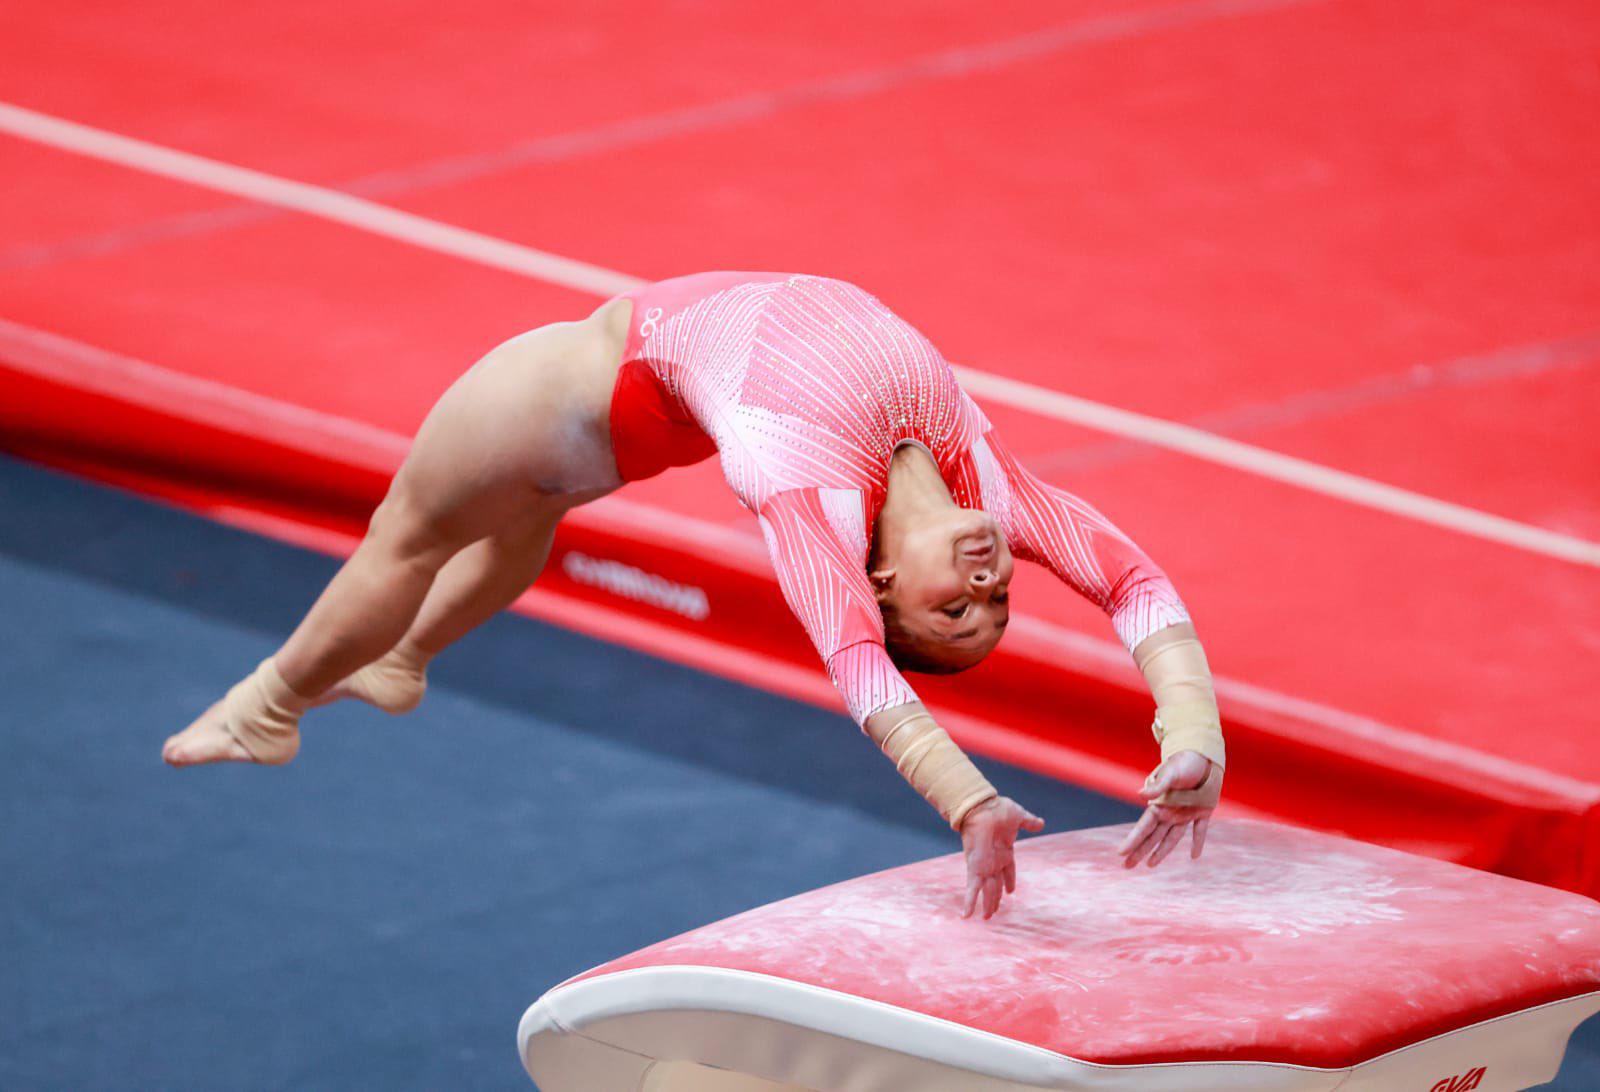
top-left (521, 821), bottom-right (1600, 1091)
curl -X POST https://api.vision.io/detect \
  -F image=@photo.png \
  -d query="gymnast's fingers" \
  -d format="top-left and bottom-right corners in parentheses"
top-left (983, 875), bottom-right (1002, 920)
top-left (962, 872), bottom-right (981, 920)
top-left (1192, 816), bottom-right (1211, 859)
top-left (1004, 860), bottom-right (1016, 894)
top-left (1123, 815), bottom-right (1168, 869)
top-left (1118, 808), bottom-right (1160, 857)
top-left (1147, 822), bottom-right (1186, 868)
top-left (1121, 810), bottom-right (1164, 865)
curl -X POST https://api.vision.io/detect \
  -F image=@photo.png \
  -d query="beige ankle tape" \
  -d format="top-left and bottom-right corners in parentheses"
top-left (1135, 629), bottom-right (1225, 769)
top-left (872, 710), bottom-right (997, 830)
top-left (223, 658), bottom-right (310, 765)
top-left (349, 641), bottom-right (429, 714)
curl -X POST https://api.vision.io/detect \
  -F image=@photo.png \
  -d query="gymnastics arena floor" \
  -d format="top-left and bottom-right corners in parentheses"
top-left (3, 453), bottom-right (1597, 1089)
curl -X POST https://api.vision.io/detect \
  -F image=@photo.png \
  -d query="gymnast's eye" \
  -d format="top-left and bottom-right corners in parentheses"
top-left (941, 603), bottom-right (968, 619)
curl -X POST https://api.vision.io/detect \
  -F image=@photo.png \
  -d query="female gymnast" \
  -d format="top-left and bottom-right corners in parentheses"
top-left (163, 272), bottom-right (1225, 920)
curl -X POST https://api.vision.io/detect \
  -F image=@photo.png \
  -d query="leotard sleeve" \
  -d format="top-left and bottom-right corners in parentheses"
top-left (975, 432), bottom-right (1191, 652)
top-left (756, 487), bottom-right (919, 725)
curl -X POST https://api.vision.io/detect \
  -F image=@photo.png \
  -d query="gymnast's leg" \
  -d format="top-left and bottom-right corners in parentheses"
top-left (316, 506), bottom-right (563, 714)
top-left (162, 338), bottom-right (579, 767)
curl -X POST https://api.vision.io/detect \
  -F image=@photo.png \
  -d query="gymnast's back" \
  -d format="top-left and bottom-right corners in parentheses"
top-left (608, 272), bottom-right (992, 510)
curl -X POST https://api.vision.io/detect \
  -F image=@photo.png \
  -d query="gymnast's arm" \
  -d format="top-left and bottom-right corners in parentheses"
top-left (978, 433), bottom-right (1225, 866)
top-left (758, 489), bottom-right (1041, 919)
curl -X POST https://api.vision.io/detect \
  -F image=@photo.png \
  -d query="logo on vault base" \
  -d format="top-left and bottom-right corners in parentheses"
top-left (1430, 1067), bottom-right (1486, 1092)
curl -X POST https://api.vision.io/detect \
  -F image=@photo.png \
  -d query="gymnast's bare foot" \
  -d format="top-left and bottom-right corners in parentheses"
top-left (311, 642), bottom-right (428, 715)
top-left (162, 700), bottom-right (264, 766)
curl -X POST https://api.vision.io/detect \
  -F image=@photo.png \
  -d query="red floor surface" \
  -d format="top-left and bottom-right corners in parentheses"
top-left (2, 1), bottom-right (1597, 890)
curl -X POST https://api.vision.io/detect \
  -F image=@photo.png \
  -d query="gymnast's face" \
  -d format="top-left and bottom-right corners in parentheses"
top-left (872, 508), bottom-right (1013, 673)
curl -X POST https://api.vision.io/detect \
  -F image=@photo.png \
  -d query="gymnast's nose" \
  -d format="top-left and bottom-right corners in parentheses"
top-left (969, 568), bottom-right (997, 594)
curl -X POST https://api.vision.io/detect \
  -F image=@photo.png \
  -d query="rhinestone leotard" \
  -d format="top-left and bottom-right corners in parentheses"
top-left (609, 272), bottom-right (1189, 723)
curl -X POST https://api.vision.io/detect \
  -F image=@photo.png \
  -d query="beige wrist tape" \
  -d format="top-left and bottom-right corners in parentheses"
top-left (1134, 628), bottom-right (1226, 770)
top-left (868, 710), bottom-right (998, 830)
top-left (223, 658), bottom-right (311, 765)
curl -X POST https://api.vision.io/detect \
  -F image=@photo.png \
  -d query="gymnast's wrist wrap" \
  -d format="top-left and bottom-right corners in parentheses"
top-left (868, 708), bottom-right (998, 830)
top-left (1134, 627), bottom-right (1226, 771)
top-left (223, 658), bottom-right (310, 765)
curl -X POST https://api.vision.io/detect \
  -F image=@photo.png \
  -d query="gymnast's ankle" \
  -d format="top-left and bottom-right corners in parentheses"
top-left (222, 657), bottom-right (309, 764)
top-left (327, 639), bottom-right (430, 714)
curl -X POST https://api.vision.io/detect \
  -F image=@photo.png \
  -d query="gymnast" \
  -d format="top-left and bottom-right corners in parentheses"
top-left (163, 272), bottom-right (1225, 920)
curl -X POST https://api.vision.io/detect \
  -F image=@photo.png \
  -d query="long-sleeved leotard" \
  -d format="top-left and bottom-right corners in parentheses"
top-left (609, 272), bottom-right (1190, 724)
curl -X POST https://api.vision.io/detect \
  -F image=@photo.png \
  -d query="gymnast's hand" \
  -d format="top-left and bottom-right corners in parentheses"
top-left (1118, 751), bottom-right (1223, 869)
top-left (959, 796), bottom-right (1045, 920)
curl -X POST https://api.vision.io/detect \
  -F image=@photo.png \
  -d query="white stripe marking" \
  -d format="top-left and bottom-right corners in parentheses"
top-left (953, 367), bottom-right (1600, 567)
top-left (0, 0), bottom-right (1329, 274)
top-left (2, 100), bottom-right (1596, 568)
top-left (0, 103), bottom-right (643, 299)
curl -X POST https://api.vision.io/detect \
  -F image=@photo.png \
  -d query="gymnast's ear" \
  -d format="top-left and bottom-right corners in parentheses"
top-left (869, 567), bottom-right (896, 602)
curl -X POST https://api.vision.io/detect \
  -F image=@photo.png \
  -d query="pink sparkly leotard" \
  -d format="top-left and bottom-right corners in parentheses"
top-left (608, 272), bottom-right (1189, 723)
